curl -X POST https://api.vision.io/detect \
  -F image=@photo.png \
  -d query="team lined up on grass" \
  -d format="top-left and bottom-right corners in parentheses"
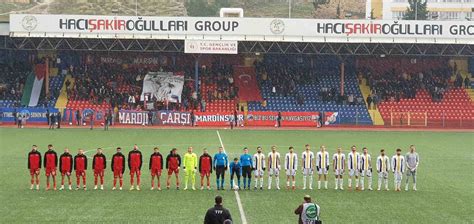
top-left (27, 144), bottom-right (419, 192)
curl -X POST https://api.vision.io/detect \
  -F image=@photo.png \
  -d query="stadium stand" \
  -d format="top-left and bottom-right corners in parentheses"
top-left (247, 56), bottom-right (372, 125)
top-left (359, 57), bottom-right (473, 127)
top-left (0, 62), bottom-right (27, 108)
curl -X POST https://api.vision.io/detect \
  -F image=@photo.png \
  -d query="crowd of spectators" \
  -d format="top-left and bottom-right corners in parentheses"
top-left (0, 61), bottom-right (29, 106)
top-left (255, 57), bottom-right (367, 106)
top-left (201, 63), bottom-right (238, 102)
top-left (361, 66), bottom-right (452, 103)
top-left (69, 63), bottom-right (144, 110)
top-left (255, 58), bottom-right (317, 98)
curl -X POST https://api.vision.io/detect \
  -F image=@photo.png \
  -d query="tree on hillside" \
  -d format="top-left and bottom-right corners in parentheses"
top-left (185, 0), bottom-right (230, 17)
top-left (403, 0), bottom-right (429, 20)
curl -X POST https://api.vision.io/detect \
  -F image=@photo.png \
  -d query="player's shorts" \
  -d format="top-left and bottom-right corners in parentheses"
top-left (334, 169), bottom-right (344, 176)
top-left (150, 168), bottom-right (162, 176)
top-left (45, 167), bottom-right (56, 176)
top-left (317, 167), bottom-right (328, 175)
top-left (216, 166), bottom-right (226, 177)
top-left (113, 169), bottom-right (123, 178)
top-left (286, 169), bottom-right (296, 176)
top-left (130, 169), bottom-right (141, 176)
top-left (168, 168), bottom-right (179, 175)
top-left (94, 170), bottom-right (104, 177)
top-left (394, 171), bottom-right (403, 182)
top-left (61, 170), bottom-right (71, 176)
top-left (184, 169), bottom-right (195, 176)
top-left (269, 168), bottom-right (280, 176)
top-left (230, 171), bottom-right (241, 179)
top-left (200, 170), bottom-right (211, 177)
top-left (303, 168), bottom-right (313, 176)
top-left (242, 166), bottom-right (252, 178)
top-left (348, 169), bottom-right (359, 177)
top-left (254, 169), bottom-right (264, 177)
top-left (406, 170), bottom-right (416, 176)
top-left (360, 170), bottom-right (372, 177)
top-left (378, 171), bottom-right (388, 179)
top-left (76, 170), bottom-right (86, 177)
top-left (30, 168), bottom-right (40, 175)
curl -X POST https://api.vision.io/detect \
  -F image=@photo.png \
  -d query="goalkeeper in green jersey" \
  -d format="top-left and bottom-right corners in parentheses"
top-left (183, 146), bottom-right (198, 190)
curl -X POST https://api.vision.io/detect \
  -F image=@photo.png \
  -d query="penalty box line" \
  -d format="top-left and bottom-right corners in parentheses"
top-left (216, 130), bottom-right (248, 224)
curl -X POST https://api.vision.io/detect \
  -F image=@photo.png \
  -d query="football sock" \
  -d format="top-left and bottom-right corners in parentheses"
top-left (268, 177), bottom-right (272, 187)
top-left (216, 178), bottom-right (220, 188)
top-left (309, 176), bottom-right (313, 188)
top-left (243, 178), bottom-right (246, 187)
top-left (348, 179), bottom-right (352, 187)
top-left (303, 176), bottom-right (307, 188)
top-left (318, 181), bottom-right (321, 189)
top-left (260, 177), bottom-right (264, 188)
top-left (275, 177), bottom-right (279, 187)
top-left (324, 181), bottom-right (328, 189)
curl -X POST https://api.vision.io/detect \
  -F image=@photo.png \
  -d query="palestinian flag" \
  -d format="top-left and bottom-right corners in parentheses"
top-left (21, 65), bottom-right (46, 107)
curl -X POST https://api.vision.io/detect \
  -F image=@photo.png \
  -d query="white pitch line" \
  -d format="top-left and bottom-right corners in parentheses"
top-left (216, 130), bottom-right (248, 224)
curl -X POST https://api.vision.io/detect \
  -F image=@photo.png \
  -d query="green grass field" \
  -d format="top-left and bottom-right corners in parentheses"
top-left (0, 128), bottom-right (472, 223)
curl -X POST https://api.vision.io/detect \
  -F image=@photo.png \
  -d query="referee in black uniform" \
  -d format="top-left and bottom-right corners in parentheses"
top-left (204, 195), bottom-right (232, 224)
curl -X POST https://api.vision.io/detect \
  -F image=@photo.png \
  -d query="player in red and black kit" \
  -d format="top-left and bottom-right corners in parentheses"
top-left (149, 147), bottom-right (163, 190)
top-left (111, 147), bottom-right (126, 190)
top-left (59, 148), bottom-right (73, 191)
top-left (92, 148), bottom-right (106, 190)
top-left (128, 144), bottom-right (143, 191)
top-left (166, 148), bottom-right (181, 190)
top-left (28, 145), bottom-right (41, 190)
top-left (44, 144), bottom-right (58, 191)
top-left (199, 148), bottom-right (213, 190)
top-left (74, 149), bottom-right (88, 190)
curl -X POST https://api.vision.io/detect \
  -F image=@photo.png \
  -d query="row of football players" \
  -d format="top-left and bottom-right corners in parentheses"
top-left (248, 144), bottom-right (420, 192)
top-left (27, 144), bottom-right (419, 191)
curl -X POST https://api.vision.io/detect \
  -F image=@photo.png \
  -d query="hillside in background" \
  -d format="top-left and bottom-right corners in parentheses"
top-left (0, 0), bottom-right (365, 21)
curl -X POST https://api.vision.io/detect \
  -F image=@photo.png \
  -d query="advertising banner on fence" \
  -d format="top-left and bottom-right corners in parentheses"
top-left (155, 110), bottom-right (191, 126)
top-left (10, 14), bottom-right (473, 44)
top-left (185, 40), bottom-right (238, 54)
top-left (114, 110), bottom-right (326, 127)
top-left (140, 71), bottom-right (184, 103)
top-left (63, 108), bottom-right (107, 125)
top-left (246, 111), bottom-right (320, 127)
top-left (324, 112), bottom-right (338, 125)
top-left (194, 111), bottom-right (244, 126)
top-left (118, 110), bottom-right (149, 125)
top-left (1, 107), bottom-right (58, 123)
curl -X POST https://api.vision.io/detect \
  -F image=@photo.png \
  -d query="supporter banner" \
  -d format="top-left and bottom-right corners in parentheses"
top-left (185, 40), bottom-right (238, 54)
top-left (324, 112), bottom-right (339, 125)
top-left (118, 110), bottom-right (149, 125)
top-left (10, 14), bottom-right (473, 44)
top-left (99, 55), bottom-right (168, 65)
top-left (195, 111), bottom-right (244, 126)
top-left (1, 107), bottom-right (58, 123)
top-left (140, 71), bottom-right (184, 103)
top-left (246, 111), bottom-right (320, 127)
top-left (155, 110), bottom-right (191, 126)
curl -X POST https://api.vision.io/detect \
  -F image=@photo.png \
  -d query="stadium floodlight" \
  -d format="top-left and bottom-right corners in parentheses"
top-left (220, 8), bottom-right (244, 18)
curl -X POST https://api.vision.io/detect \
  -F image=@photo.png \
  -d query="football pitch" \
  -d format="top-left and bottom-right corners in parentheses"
top-left (0, 127), bottom-right (472, 223)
